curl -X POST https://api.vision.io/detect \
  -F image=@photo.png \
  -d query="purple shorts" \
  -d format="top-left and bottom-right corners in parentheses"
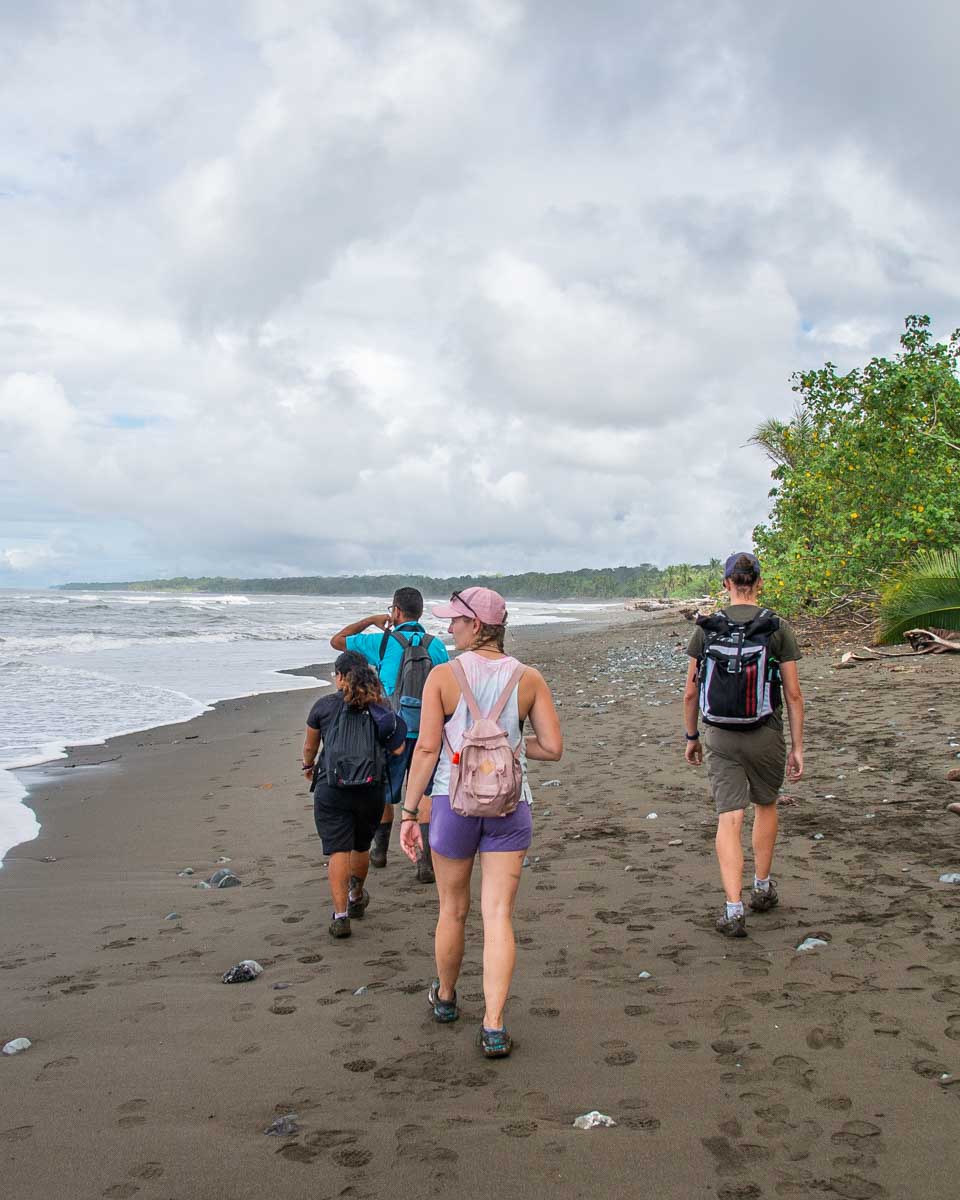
top-left (430, 794), bottom-right (533, 859)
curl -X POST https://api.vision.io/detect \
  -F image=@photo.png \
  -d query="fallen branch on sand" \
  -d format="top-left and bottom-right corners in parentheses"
top-left (903, 628), bottom-right (960, 654)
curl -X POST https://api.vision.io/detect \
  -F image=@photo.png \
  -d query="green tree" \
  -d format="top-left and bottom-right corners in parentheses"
top-left (753, 315), bottom-right (960, 613)
top-left (879, 548), bottom-right (960, 642)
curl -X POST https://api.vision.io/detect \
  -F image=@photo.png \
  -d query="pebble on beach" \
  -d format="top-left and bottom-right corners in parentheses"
top-left (573, 1111), bottom-right (617, 1129)
top-left (207, 868), bottom-right (241, 888)
top-left (2, 1037), bottom-right (32, 1055)
top-left (221, 960), bottom-right (263, 984)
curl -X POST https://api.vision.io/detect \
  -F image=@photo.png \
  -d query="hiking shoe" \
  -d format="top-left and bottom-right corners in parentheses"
top-left (369, 826), bottom-right (390, 869)
top-left (715, 909), bottom-right (747, 938)
top-left (749, 880), bottom-right (779, 913)
top-left (328, 915), bottom-right (352, 939)
top-left (416, 852), bottom-right (435, 885)
top-left (428, 979), bottom-right (459, 1023)
top-left (347, 877), bottom-right (370, 920)
top-left (477, 1025), bottom-right (513, 1058)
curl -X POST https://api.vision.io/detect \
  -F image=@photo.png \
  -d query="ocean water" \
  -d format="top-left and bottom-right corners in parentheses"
top-left (0, 589), bottom-right (614, 863)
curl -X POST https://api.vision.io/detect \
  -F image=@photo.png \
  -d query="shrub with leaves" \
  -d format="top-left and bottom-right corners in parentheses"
top-left (752, 315), bottom-right (960, 614)
top-left (879, 548), bottom-right (960, 643)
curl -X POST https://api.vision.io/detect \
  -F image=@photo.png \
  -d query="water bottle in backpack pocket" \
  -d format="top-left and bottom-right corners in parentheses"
top-left (696, 608), bottom-right (782, 731)
top-left (323, 702), bottom-right (387, 788)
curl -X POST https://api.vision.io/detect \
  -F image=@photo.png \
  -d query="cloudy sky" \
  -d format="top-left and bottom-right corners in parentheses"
top-left (1, 0), bottom-right (957, 586)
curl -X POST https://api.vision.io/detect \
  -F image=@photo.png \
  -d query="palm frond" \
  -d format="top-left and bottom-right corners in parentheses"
top-left (878, 548), bottom-right (960, 643)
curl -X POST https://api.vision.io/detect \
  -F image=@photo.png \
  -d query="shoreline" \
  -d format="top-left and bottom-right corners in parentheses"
top-left (3, 612), bottom-right (959, 1198)
top-left (2, 608), bottom-right (639, 866)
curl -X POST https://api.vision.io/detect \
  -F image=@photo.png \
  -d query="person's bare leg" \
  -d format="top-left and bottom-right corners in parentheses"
top-left (349, 850), bottom-right (370, 894)
top-left (328, 851), bottom-right (350, 912)
top-left (752, 803), bottom-right (779, 880)
top-left (716, 809), bottom-right (745, 902)
top-left (478, 850), bottom-right (524, 1029)
top-left (433, 852), bottom-right (473, 1000)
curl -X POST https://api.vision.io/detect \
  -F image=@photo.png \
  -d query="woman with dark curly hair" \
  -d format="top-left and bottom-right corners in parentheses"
top-left (302, 650), bottom-right (407, 938)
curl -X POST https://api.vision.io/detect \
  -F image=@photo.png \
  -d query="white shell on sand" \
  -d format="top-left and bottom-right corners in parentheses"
top-left (2, 1037), bottom-right (32, 1055)
top-left (573, 1111), bottom-right (617, 1129)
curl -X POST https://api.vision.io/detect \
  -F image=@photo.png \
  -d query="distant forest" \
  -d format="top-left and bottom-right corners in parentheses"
top-left (60, 562), bottom-right (721, 601)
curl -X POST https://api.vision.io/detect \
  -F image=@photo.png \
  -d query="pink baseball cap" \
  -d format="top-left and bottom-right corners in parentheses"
top-left (431, 586), bottom-right (508, 625)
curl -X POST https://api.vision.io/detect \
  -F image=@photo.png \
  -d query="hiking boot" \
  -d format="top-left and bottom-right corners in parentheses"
top-left (369, 823), bottom-right (390, 869)
top-left (328, 915), bottom-right (352, 939)
top-left (416, 851), bottom-right (435, 885)
top-left (715, 909), bottom-right (747, 938)
top-left (347, 876), bottom-right (370, 920)
top-left (477, 1025), bottom-right (513, 1059)
top-left (748, 880), bottom-right (779, 913)
top-left (428, 979), bottom-right (459, 1023)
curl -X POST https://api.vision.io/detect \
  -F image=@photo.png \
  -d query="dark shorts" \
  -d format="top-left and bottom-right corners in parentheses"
top-left (430, 794), bottom-right (533, 859)
top-left (704, 722), bottom-right (787, 814)
top-left (313, 782), bottom-right (386, 855)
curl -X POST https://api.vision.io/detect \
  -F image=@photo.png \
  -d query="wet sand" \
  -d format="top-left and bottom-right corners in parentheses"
top-left (2, 615), bottom-right (960, 1199)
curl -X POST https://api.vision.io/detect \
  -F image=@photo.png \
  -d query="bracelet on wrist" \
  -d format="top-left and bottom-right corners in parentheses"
top-left (685, 731), bottom-right (700, 741)
top-left (401, 806), bottom-right (420, 819)
top-left (399, 816), bottom-right (418, 823)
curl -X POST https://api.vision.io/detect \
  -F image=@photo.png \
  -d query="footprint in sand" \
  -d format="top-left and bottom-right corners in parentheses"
top-left (827, 1174), bottom-right (886, 1199)
top-left (818, 1096), bottom-right (853, 1111)
top-left (944, 1013), bottom-right (960, 1041)
top-left (116, 1099), bottom-right (149, 1129)
top-left (604, 1050), bottom-right (637, 1066)
top-left (231, 1002), bottom-right (256, 1023)
top-left (62, 982), bottom-right (97, 995)
top-left (528, 1005), bottom-right (560, 1018)
top-left (333, 1147), bottom-right (373, 1168)
top-left (717, 1186), bottom-right (762, 1200)
top-left (0, 1126), bottom-right (33, 1142)
top-left (500, 1121), bottom-right (538, 1138)
top-left (102, 1185), bottom-right (139, 1198)
top-left (807, 1027), bottom-right (845, 1050)
top-left (270, 1000), bottom-right (297, 1016)
top-left (343, 1058), bottom-right (377, 1072)
top-left (701, 1135), bottom-right (771, 1176)
top-left (128, 1164), bottom-right (164, 1180)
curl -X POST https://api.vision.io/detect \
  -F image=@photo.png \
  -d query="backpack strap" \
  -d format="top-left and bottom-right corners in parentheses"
top-left (449, 657), bottom-right (484, 723)
top-left (379, 628), bottom-right (413, 663)
top-left (488, 664), bottom-right (526, 725)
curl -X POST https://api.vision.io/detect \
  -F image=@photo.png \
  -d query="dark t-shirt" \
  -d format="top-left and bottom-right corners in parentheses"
top-left (686, 605), bottom-right (801, 730)
top-left (306, 693), bottom-right (407, 786)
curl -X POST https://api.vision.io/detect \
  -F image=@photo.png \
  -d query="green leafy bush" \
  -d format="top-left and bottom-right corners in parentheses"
top-left (879, 548), bottom-right (960, 643)
top-left (753, 315), bottom-right (960, 614)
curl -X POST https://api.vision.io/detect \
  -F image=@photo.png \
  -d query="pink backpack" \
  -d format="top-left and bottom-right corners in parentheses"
top-left (445, 658), bottom-right (526, 818)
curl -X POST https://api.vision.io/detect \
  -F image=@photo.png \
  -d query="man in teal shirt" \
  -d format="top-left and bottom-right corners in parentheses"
top-left (331, 587), bottom-right (448, 881)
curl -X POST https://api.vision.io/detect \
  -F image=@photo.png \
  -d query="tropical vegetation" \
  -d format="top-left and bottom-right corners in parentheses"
top-left (752, 315), bottom-right (960, 616)
top-left (879, 548), bottom-right (960, 643)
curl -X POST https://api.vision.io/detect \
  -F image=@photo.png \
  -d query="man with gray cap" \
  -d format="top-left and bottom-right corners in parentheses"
top-left (682, 552), bottom-right (805, 937)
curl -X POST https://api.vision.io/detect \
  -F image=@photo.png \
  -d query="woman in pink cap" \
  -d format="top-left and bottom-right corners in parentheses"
top-left (400, 586), bottom-right (563, 1058)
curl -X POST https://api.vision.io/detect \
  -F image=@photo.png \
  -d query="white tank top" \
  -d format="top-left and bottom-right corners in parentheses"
top-left (432, 651), bottom-right (532, 803)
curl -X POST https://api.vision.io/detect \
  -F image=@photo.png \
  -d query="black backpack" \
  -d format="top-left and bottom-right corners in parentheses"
top-left (378, 627), bottom-right (436, 736)
top-left (696, 608), bottom-right (782, 731)
top-left (322, 699), bottom-right (388, 788)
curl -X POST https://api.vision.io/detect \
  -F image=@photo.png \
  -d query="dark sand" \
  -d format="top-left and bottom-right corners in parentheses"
top-left (2, 615), bottom-right (960, 1199)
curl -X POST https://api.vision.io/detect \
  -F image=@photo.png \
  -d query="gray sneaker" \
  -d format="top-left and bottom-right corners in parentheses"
top-left (328, 915), bottom-right (352, 939)
top-left (715, 909), bottom-right (747, 938)
top-left (749, 880), bottom-right (779, 913)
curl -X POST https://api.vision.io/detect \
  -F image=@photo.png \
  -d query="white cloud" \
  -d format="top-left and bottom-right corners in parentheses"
top-left (1, 1), bottom-right (959, 586)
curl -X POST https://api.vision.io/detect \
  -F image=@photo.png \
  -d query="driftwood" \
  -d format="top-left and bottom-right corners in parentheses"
top-left (903, 628), bottom-right (960, 654)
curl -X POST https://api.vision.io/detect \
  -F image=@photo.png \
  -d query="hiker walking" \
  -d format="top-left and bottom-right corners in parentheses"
top-left (331, 587), bottom-right (449, 881)
top-left (302, 651), bottom-right (408, 939)
top-left (399, 587), bottom-right (563, 1057)
top-left (683, 553), bottom-right (804, 937)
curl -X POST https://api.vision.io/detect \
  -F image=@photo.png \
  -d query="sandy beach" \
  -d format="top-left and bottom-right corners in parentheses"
top-left (2, 614), bottom-right (959, 1199)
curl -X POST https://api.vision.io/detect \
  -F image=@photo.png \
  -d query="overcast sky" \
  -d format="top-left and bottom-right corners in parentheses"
top-left (1, 0), bottom-right (958, 586)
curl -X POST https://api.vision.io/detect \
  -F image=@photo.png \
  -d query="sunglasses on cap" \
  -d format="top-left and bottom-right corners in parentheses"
top-left (450, 590), bottom-right (480, 619)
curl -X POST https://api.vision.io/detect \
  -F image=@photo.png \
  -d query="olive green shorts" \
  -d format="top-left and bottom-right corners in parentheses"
top-left (703, 722), bottom-right (787, 814)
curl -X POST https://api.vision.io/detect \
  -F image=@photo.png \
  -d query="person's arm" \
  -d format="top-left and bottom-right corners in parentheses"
top-left (780, 660), bottom-right (804, 780)
top-left (522, 668), bottom-right (563, 761)
top-left (330, 614), bottom-right (390, 651)
top-left (399, 669), bottom-right (448, 862)
top-left (301, 726), bottom-right (321, 782)
top-left (683, 658), bottom-right (702, 765)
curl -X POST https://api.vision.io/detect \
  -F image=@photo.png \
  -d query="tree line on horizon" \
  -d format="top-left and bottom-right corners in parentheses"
top-left (59, 562), bottom-right (724, 601)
